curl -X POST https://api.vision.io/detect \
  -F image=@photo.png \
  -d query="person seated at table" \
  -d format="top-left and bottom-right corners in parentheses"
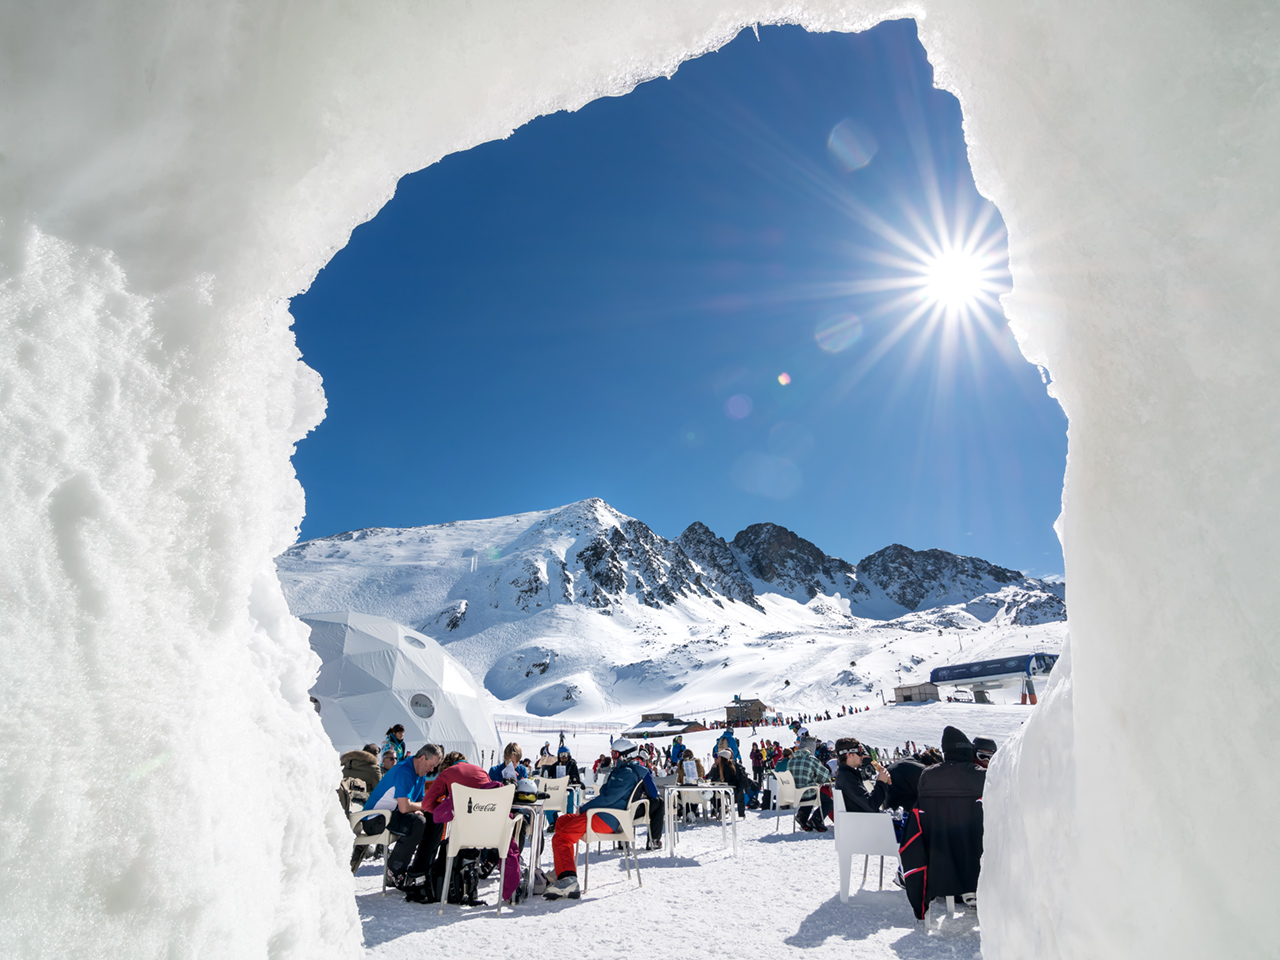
top-left (673, 751), bottom-right (706, 820)
top-left (787, 744), bottom-right (832, 833)
top-left (544, 739), bottom-right (660, 900)
top-left (775, 747), bottom-right (793, 773)
top-left (536, 743), bottom-right (583, 786)
top-left (834, 737), bottom-right (891, 813)
top-left (904, 726), bottom-right (987, 915)
top-left (534, 744), bottom-right (583, 831)
top-left (706, 748), bottom-right (748, 819)
top-left (404, 751), bottom-right (523, 905)
top-left (488, 742), bottom-right (529, 784)
top-left (361, 744), bottom-right (443, 889)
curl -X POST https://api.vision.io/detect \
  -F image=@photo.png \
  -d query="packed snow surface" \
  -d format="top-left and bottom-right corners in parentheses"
top-left (2, 2), bottom-right (1276, 959)
top-left (360, 726), bottom-right (981, 960)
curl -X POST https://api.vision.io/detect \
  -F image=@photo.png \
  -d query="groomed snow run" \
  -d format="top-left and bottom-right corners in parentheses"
top-left (1, 3), bottom-right (1277, 959)
top-left (358, 767), bottom-right (978, 960)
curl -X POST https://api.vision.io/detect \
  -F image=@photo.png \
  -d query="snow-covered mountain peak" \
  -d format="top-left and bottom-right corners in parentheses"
top-left (853, 542), bottom-right (1052, 615)
top-left (278, 499), bottom-right (1066, 718)
top-left (731, 522), bottom-right (858, 603)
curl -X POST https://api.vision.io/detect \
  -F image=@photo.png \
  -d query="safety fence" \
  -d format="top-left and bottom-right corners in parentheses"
top-left (493, 716), bottom-right (628, 737)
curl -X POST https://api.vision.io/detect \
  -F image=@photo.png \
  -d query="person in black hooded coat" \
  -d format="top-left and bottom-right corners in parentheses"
top-left (907, 725), bottom-right (986, 913)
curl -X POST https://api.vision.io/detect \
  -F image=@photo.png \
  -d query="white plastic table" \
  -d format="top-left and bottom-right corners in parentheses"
top-left (662, 783), bottom-right (738, 856)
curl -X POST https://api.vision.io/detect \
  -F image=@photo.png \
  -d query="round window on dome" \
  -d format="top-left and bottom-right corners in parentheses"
top-left (410, 693), bottom-right (435, 719)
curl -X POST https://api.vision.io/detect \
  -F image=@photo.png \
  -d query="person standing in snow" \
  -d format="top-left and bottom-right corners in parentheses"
top-left (544, 739), bottom-right (660, 899)
top-left (716, 725), bottom-right (742, 762)
top-left (750, 742), bottom-right (765, 787)
top-left (381, 724), bottom-right (407, 763)
top-left (670, 736), bottom-right (686, 764)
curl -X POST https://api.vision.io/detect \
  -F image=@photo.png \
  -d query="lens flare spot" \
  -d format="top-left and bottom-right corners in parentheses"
top-left (777, 372), bottom-right (791, 385)
top-left (724, 394), bottom-right (753, 420)
top-left (827, 119), bottom-right (877, 172)
top-left (815, 314), bottom-right (863, 354)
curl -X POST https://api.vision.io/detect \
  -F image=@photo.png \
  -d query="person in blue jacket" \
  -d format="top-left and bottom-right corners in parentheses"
top-left (360, 743), bottom-right (442, 888)
top-left (487, 742), bottom-right (530, 783)
top-left (716, 725), bottom-right (742, 763)
top-left (544, 739), bottom-right (660, 900)
top-left (670, 736), bottom-right (686, 764)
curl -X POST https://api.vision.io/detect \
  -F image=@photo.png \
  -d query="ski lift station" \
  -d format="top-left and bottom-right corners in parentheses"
top-left (929, 653), bottom-right (1060, 704)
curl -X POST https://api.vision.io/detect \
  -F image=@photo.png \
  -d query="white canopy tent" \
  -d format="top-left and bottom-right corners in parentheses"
top-left (301, 610), bottom-right (501, 765)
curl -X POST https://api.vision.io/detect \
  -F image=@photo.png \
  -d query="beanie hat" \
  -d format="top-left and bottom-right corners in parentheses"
top-left (717, 748), bottom-right (732, 759)
top-left (941, 725), bottom-right (974, 763)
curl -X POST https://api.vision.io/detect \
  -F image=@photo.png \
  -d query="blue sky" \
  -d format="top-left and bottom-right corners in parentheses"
top-left (290, 20), bottom-right (1067, 577)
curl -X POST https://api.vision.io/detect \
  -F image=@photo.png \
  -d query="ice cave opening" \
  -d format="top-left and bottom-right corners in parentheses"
top-left (0, 3), bottom-right (1275, 960)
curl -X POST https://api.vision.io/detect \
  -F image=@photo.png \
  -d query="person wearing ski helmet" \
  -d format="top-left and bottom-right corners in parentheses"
top-left (543, 738), bottom-right (660, 900)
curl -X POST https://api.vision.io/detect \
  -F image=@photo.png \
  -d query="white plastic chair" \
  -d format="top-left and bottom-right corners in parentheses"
top-left (437, 784), bottom-right (517, 915)
top-left (582, 794), bottom-right (647, 893)
top-left (773, 770), bottom-right (820, 832)
top-left (831, 790), bottom-right (901, 900)
top-left (538, 775), bottom-right (570, 814)
top-left (349, 809), bottom-right (394, 896)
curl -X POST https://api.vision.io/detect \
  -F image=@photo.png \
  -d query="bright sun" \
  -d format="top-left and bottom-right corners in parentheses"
top-left (922, 248), bottom-right (986, 311)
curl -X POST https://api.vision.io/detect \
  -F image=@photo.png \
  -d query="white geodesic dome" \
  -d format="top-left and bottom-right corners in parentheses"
top-left (301, 610), bottom-right (500, 763)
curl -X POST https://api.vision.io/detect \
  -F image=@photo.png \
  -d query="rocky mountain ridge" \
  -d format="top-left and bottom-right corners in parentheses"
top-left (280, 497), bottom-right (1064, 633)
top-left (277, 499), bottom-right (1066, 718)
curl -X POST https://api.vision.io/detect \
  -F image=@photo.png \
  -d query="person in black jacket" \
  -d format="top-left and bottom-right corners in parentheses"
top-left (536, 745), bottom-right (584, 786)
top-left (880, 757), bottom-right (927, 811)
top-left (913, 725), bottom-right (986, 909)
top-left (833, 738), bottom-right (891, 812)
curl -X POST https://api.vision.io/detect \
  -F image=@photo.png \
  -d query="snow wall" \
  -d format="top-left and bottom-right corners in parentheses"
top-left (0, 2), bottom-right (1275, 957)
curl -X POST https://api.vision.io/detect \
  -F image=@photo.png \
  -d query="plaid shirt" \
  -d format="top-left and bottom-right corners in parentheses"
top-left (787, 750), bottom-right (830, 790)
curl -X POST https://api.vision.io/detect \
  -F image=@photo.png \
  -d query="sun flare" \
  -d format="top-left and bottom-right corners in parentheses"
top-left (922, 248), bottom-right (987, 312)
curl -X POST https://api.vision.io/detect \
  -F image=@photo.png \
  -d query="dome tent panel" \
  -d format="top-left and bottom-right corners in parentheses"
top-left (341, 646), bottom-right (399, 687)
top-left (310, 696), bottom-right (363, 751)
top-left (298, 611), bottom-right (500, 761)
top-left (303, 616), bottom-right (349, 665)
top-left (335, 657), bottom-right (395, 698)
top-left (312, 656), bottom-right (343, 698)
top-left (335, 619), bottom-right (400, 657)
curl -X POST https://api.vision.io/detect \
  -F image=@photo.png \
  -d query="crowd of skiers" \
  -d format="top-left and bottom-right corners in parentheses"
top-left (338, 719), bottom-right (995, 915)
